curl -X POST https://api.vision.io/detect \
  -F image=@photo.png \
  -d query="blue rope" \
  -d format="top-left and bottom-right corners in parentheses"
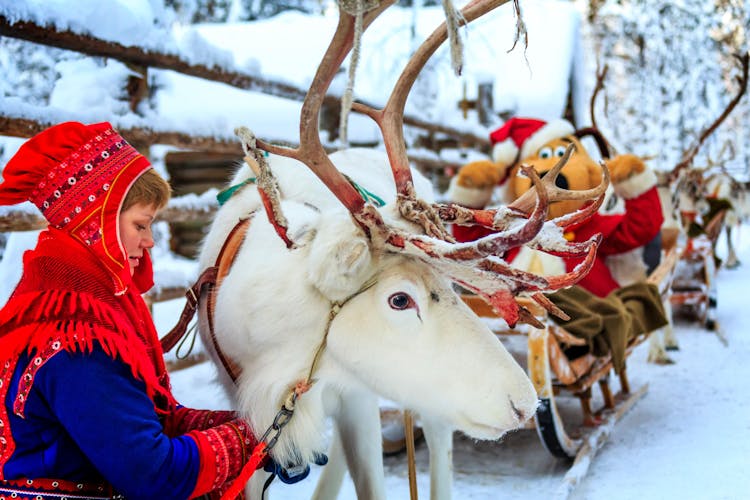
top-left (349, 179), bottom-right (386, 207)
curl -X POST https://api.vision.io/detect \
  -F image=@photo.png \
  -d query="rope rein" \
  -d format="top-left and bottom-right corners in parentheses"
top-left (338, 0), bottom-right (378, 147)
top-left (442, 0), bottom-right (465, 76)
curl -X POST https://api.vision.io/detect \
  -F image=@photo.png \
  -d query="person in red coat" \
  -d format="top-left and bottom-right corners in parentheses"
top-left (0, 122), bottom-right (305, 499)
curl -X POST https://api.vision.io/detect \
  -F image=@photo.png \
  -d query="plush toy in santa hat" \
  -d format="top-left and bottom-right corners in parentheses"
top-left (452, 116), bottom-right (669, 372)
top-left (450, 116), bottom-right (665, 297)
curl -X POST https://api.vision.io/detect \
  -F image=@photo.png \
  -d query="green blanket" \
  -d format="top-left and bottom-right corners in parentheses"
top-left (545, 282), bottom-right (668, 374)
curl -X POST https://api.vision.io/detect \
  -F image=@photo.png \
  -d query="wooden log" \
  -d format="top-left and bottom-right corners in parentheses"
top-left (0, 210), bottom-right (47, 231)
top-left (0, 115), bottom-right (243, 154)
top-left (477, 81), bottom-right (494, 126)
top-left (145, 285), bottom-right (193, 304)
top-left (1, 115), bottom-right (473, 181)
top-left (0, 201), bottom-right (217, 232)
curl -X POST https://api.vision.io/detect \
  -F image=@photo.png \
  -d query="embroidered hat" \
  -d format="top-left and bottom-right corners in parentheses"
top-left (0, 122), bottom-right (153, 294)
top-left (0, 121), bottom-right (149, 228)
top-left (489, 117), bottom-right (575, 165)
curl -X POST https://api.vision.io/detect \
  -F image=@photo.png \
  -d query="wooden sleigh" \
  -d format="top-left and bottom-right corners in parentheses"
top-left (670, 209), bottom-right (726, 331)
top-left (461, 238), bottom-right (681, 461)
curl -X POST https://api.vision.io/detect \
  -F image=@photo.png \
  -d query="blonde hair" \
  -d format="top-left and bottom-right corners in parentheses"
top-left (123, 168), bottom-right (172, 212)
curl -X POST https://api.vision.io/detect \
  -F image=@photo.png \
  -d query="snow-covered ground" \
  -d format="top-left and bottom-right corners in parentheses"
top-left (161, 226), bottom-right (750, 499)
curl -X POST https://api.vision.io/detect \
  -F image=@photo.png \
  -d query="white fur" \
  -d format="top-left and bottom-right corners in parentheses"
top-left (197, 148), bottom-right (538, 499)
top-left (492, 139), bottom-right (518, 165)
top-left (518, 119), bottom-right (575, 159)
top-left (446, 176), bottom-right (493, 208)
top-left (614, 167), bottom-right (657, 200)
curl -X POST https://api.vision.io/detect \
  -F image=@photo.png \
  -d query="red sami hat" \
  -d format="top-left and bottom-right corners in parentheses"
top-left (0, 122), bottom-right (153, 294)
top-left (489, 117), bottom-right (575, 165)
top-left (0, 121), bottom-right (148, 230)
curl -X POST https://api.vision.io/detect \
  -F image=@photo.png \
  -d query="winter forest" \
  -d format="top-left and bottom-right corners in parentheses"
top-left (1, 0), bottom-right (750, 499)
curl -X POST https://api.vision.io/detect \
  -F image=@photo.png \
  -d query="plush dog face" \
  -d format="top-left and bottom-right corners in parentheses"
top-left (509, 135), bottom-right (602, 220)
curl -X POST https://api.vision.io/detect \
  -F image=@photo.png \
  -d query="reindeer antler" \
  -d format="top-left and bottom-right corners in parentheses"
top-left (245, 1), bottom-right (396, 220)
top-left (352, 0), bottom-right (521, 240)
top-left (354, 0), bottom-right (515, 196)
top-left (241, 0), bottom-right (605, 327)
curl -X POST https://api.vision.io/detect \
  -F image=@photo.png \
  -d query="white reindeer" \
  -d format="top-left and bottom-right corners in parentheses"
top-left (193, 1), bottom-right (606, 498)
top-left (703, 170), bottom-right (749, 269)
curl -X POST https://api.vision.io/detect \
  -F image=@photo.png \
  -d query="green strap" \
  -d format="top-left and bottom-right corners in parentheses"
top-left (217, 177), bottom-right (256, 206)
top-left (347, 177), bottom-right (386, 207)
top-left (216, 173), bottom-right (385, 208)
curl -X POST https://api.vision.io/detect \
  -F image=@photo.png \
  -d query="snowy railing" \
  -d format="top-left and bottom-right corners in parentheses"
top-left (0, 114), bottom-right (243, 155)
top-left (0, 190), bottom-right (219, 232)
top-left (0, 13), bottom-right (491, 151)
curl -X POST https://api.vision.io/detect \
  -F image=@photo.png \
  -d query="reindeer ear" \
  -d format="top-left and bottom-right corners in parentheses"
top-left (306, 218), bottom-right (373, 301)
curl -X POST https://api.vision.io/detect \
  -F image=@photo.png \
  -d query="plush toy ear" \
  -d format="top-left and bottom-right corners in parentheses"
top-left (306, 216), bottom-right (373, 301)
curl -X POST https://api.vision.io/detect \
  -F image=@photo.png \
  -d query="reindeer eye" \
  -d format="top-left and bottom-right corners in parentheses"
top-left (554, 146), bottom-right (567, 157)
top-left (538, 147), bottom-right (552, 159)
top-left (388, 292), bottom-right (414, 311)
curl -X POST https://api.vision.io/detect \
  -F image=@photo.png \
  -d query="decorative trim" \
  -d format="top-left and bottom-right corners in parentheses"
top-left (614, 168), bottom-right (657, 200)
top-left (13, 339), bottom-right (63, 417)
top-left (519, 119), bottom-right (576, 160)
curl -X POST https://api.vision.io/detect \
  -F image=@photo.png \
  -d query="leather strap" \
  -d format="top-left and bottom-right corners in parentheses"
top-left (161, 215), bottom-right (255, 383)
top-left (206, 217), bottom-right (253, 382)
top-left (160, 266), bottom-right (219, 352)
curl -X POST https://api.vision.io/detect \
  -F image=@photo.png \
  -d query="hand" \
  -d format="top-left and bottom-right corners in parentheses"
top-left (606, 154), bottom-right (646, 184)
top-left (455, 160), bottom-right (505, 189)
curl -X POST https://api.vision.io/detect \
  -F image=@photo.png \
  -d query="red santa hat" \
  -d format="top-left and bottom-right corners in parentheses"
top-left (490, 117), bottom-right (575, 165)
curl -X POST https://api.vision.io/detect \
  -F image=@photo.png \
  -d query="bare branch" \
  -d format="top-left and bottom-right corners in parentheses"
top-left (671, 51), bottom-right (749, 179)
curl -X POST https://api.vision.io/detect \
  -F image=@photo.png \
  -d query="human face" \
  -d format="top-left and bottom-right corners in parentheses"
top-left (119, 203), bottom-right (157, 276)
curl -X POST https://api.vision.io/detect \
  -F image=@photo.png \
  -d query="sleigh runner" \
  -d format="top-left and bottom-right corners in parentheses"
top-left (670, 212), bottom-right (724, 332)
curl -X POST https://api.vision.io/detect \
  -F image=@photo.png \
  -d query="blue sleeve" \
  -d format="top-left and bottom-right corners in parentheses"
top-left (37, 347), bottom-right (200, 500)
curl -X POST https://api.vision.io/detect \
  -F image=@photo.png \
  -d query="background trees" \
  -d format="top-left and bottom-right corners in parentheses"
top-left (583, 0), bottom-right (749, 176)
